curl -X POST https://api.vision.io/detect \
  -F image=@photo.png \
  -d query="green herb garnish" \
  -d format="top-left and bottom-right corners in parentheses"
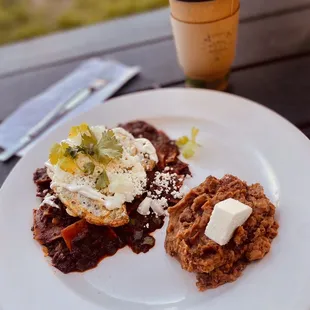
top-left (64, 146), bottom-right (78, 159)
top-left (80, 131), bottom-right (97, 152)
top-left (176, 127), bottom-right (200, 159)
top-left (93, 129), bottom-right (123, 165)
top-left (83, 162), bottom-right (95, 175)
top-left (96, 169), bottom-right (110, 190)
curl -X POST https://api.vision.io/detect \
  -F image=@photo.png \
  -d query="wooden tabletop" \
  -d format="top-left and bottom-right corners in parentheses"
top-left (1, 0), bottom-right (310, 186)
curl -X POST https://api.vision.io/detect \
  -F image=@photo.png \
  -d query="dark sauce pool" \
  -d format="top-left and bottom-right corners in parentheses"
top-left (32, 121), bottom-right (190, 273)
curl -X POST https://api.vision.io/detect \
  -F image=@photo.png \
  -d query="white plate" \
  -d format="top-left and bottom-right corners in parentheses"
top-left (1, 88), bottom-right (310, 310)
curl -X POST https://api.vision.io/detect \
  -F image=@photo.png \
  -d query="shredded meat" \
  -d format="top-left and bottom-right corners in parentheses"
top-left (165, 175), bottom-right (279, 291)
top-left (33, 168), bottom-right (52, 198)
top-left (32, 121), bottom-right (191, 273)
top-left (33, 202), bottom-right (77, 244)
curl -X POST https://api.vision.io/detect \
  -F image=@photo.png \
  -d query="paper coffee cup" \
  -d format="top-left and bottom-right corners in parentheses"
top-left (170, 0), bottom-right (240, 90)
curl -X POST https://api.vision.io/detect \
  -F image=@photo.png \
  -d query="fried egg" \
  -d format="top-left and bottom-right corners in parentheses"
top-left (46, 125), bottom-right (158, 227)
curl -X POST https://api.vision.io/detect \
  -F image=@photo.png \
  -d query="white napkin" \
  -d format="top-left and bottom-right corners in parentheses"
top-left (0, 58), bottom-right (140, 156)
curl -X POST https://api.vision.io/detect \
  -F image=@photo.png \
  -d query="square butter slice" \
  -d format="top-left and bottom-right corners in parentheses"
top-left (205, 198), bottom-right (252, 246)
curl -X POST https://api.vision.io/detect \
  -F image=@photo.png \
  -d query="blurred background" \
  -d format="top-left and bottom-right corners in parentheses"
top-left (0, 0), bottom-right (168, 45)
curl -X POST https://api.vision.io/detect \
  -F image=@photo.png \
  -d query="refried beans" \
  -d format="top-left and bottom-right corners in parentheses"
top-left (165, 174), bottom-right (279, 291)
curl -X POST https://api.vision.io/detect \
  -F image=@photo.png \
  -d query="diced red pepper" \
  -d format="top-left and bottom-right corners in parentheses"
top-left (61, 220), bottom-right (88, 251)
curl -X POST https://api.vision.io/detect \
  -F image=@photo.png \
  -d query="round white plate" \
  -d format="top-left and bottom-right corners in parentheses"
top-left (1, 89), bottom-right (310, 310)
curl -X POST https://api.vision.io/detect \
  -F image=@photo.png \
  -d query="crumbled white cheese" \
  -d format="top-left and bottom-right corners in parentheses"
top-left (135, 138), bottom-right (158, 162)
top-left (40, 194), bottom-right (60, 209)
top-left (171, 190), bottom-right (183, 199)
top-left (137, 197), bottom-right (152, 215)
top-left (137, 197), bottom-right (168, 216)
top-left (107, 174), bottom-right (135, 194)
top-left (154, 171), bottom-right (176, 189)
top-left (150, 171), bottom-right (184, 200)
top-left (150, 197), bottom-right (168, 216)
top-left (205, 198), bottom-right (252, 246)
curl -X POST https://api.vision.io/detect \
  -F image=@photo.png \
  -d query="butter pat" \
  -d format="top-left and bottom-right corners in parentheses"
top-left (205, 198), bottom-right (252, 246)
